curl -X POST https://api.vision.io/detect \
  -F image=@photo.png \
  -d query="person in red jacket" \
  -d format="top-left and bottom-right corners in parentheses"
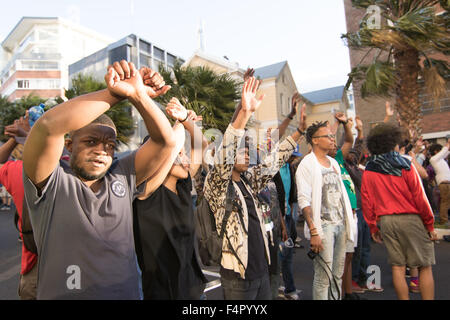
top-left (361, 123), bottom-right (438, 300)
top-left (0, 114), bottom-right (38, 299)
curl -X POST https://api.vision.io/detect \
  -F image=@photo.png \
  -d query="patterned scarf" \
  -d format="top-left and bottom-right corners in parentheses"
top-left (366, 151), bottom-right (411, 177)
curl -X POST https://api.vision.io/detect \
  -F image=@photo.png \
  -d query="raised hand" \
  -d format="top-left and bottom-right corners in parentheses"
top-left (4, 112), bottom-right (31, 138)
top-left (166, 97), bottom-right (188, 122)
top-left (241, 76), bottom-right (265, 113)
top-left (105, 60), bottom-right (142, 99)
top-left (141, 67), bottom-right (171, 98)
top-left (290, 92), bottom-right (301, 117)
top-left (299, 103), bottom-right (307, 132)
top-left (334, 111), bottom-right (348, 124)
top-left (355, 116), bottom-right (363, 131)
top-left (243, 68), bottom-right (255, 81)
top-left (385, 101), bottom-right (394, 117)
top-left (186, 110), bottom-right (202, 122)
top-left (105, 61), bottom-right (171, 101)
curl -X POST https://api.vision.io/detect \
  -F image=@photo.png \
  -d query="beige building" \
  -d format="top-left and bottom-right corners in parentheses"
top-left (185, 50), bottom-right (245, 82)
top-left (184, 54), bottom-right (352, 153)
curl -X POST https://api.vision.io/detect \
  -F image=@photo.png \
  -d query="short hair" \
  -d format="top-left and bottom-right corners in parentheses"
top-left (69, 114), bottom-right (116, 138)
top-left (366, 123), bottom-right (402, 155)
top-left (429, 143), bottom-right (443, 156)
top-left (398, 138), bottom-right (413, 154)
top-left (305, 121), bottom-right (328, 145)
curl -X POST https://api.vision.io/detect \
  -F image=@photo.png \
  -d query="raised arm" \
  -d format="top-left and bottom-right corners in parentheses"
top-left (182, 110), bottom-right (208, 177)
top-left (137, 122), bottom-right (185, 200)
top-left (383, 101), bottom-right (394, 123)
top-left (204, 76), bottom-right (264, 210)
top-left (277, 93), bottom-right (301, 139)
top-left (111, 63), bottom-right (176, 187)
top-left (246, 102), bottom-right (306, 193)
top-left (1, 113), bottom-right (31, 164)
top-left (334, 111), bottom-right (354, 159)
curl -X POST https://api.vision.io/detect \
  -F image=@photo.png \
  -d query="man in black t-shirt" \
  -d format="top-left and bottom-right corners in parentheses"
top-left (133, 99), bottom-right (209, 299)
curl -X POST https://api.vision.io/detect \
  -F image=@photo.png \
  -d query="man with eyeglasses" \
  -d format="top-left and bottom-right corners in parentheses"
top-left (296, 121), bottom-right (356, 300)
top-left (327, 112), bottom-right (363, 300)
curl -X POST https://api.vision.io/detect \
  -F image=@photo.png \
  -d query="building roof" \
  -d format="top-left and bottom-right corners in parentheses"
top-left (302, 85), bottom-right (346, 105)
top-left (254, 61), bottom-right (287, 80)
top-left (184, 50), bottom-right (244, 73)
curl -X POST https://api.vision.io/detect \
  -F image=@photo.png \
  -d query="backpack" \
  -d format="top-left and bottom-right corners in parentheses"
top-left (195, 180), bottom-right (245, 267)
top-left (14, 200), bottom-right (38, 254)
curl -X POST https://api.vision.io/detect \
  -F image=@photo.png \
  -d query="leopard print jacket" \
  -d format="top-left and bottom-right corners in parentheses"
top-left (203, 124), bottom-right (296, 278)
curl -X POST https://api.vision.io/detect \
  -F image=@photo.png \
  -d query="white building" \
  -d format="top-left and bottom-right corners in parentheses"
top-left (0, 16), bottom-right (114, 100)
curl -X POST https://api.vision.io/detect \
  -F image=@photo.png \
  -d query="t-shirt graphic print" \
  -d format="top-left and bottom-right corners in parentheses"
top-left (320, 166), bottom-right (344, 223)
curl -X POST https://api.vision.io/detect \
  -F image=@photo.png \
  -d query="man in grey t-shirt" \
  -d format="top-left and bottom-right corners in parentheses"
top-left (23, 61), bottom-right (177, 299)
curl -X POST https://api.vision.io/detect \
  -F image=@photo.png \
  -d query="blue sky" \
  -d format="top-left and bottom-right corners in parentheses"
top-left (0, 0), bottom-right (352, 93)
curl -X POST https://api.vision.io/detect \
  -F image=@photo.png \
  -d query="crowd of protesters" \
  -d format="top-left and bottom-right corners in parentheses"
top-left (0, 60), bottom-right (448, 300)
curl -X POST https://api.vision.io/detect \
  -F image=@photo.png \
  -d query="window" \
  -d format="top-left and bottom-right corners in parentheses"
top-left (153, 47), bottom-right (164, 61)
top-left (38, 28), bottom-right (58, 42)
top-left (167, 53), bottom-right (177, 67)
top-left (20, 60), bottom-right (59, 70)
top-left (17, 79), bottom-right (60, 90)
top-left (17, 80), bottom-right (30, 89)
top-left (281, 93), bottom-right (288, 115)
top-left (139, 53), bottom-right (151, 68)
top-left (139, 40), bottom-right (151, 54)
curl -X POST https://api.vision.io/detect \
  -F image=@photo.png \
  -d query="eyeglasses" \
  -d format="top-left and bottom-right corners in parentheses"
top-left (312, 134), bottom-right (336, 140)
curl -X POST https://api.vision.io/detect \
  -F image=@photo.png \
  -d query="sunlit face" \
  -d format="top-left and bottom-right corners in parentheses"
top-left (65, 124), bottom-right (116, 182)
top-left (312, 127), bottom-right (336, 153)
top-left (234, 147), bottom-right (250, 173)
top-left (169, 147), bottom-right (190, 179)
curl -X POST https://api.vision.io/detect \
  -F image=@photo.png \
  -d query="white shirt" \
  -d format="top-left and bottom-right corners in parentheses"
top-left (430, 146), bottom-right (450, 185)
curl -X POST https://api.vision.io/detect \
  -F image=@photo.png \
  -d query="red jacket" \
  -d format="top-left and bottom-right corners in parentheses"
top-left (0, 160), bottom-right (38, 274)
top-left (361, 166), bottom-right (435, 234)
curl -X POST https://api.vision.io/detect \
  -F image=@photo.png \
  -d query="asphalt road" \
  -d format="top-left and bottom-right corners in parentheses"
top-left (1, 206), bottom-right (449, 300)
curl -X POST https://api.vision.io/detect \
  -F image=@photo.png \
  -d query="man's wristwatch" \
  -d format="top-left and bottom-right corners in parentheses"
top-left (297, 128), bottom-right (305, 135)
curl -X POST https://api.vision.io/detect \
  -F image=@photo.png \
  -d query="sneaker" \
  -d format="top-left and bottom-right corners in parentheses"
top-left (351, 280), bottom-right (366, 293)
top-left (284, 289), bottom-right (302, 300)
top-left (361, 284), bottom-right (384, 293)
top-left (409, 280), bottom-right (420, 294)
top-left (278, 286), bottom-right (285, 294)
top-left (0, 205), bottom-right (10, 211)
top-left (343, 293), bottom-right (367, 300)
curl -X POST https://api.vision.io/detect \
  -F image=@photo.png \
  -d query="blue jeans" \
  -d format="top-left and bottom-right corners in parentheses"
top-left (191, 195), bottom-right (198, 211)
top-left (292, 202), bottom-right (299, 225)
top-left (280, 214), bottom-right (296, 294)
top-left (312, 223), bottom-right (346, 300)
top-left (351, 209), bottom-right (371, 286)
top-left (221, 273), bottom-right (271, 300)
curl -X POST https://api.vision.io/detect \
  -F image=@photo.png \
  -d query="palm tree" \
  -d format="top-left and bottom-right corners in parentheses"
top-left (63, 73), bottom-right (134, 145)
top-left (342, 0), bottom-right (449, 141)
top-left (155, 61), bottom-right (242, 133)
